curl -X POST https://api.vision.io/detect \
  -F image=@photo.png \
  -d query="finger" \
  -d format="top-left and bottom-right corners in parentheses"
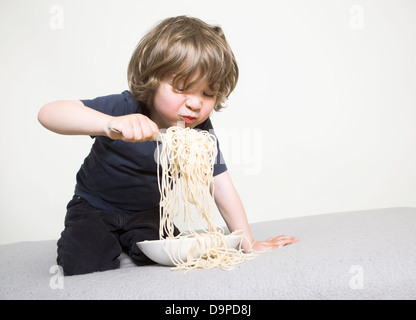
top-left (278, 238), bottom-right (299, 246)
top-left (141, 117), bottom-right (158, 141)
top-left (119, 125), bottom-right (131, 141)
top-left (266, 236), bottom-right (299, 243)
top-left (148, 118), bottom-right (160, 141)
top-left (108, 126), bottom-right (123, 140)
top-left (264, 238), bottom-right (299, 248)
top-left (109, 127), bottom-right (121, 134)
top-left (132, 117), bottom-right (145, 142)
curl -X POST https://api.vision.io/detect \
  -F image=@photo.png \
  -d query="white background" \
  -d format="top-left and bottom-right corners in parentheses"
top-left (1, 0), bottom-right (415, 244)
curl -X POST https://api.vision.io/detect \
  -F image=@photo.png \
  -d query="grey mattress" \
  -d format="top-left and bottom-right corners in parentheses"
top-left (1, 207), bottom-right (415, 300)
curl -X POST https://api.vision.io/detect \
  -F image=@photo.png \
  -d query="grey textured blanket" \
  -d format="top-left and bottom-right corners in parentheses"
top-left (1, 207), bottom-right (415, 299)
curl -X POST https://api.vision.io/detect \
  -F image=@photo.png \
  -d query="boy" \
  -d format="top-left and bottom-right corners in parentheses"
top-left (38, 16), bottom-right (298, 275)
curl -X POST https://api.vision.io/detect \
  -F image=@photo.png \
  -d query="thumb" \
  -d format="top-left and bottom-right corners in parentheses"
top-left (107, 126), bottom-right (124, 140)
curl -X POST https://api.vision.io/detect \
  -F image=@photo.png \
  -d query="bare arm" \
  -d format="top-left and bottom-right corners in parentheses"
top-left (38, 100), bottom-right (110, 136)
top-left (214, 171), bottom-right (299, 252)
top-left (38, 100), bottom-right (158, 141)
top-left (213, 171), bottom-right (254, 250)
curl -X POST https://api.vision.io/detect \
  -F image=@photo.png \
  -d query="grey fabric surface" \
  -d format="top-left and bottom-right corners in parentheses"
top-left (1, 207), bottom-right (415, 300)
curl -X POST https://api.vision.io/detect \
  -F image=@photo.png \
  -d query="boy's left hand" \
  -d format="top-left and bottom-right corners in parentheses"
top-left (251, 235), bottom-right (299, 252)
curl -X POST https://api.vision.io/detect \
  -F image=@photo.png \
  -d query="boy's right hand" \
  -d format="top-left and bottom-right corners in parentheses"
top-left (106, 114), bottom-right (159, 142)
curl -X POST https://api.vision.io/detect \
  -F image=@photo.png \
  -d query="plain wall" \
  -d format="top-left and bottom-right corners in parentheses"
top-left (1, 0), bottom-right (415, 244)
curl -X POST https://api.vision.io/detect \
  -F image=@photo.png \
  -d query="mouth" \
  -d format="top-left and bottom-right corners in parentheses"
top-left (180, 115), bottom-right (197, 124)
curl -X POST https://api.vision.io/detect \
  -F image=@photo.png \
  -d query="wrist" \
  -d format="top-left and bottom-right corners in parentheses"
top-left (241, 237), bottom-right (255, 253)
top-left (102, 115), bottom-right (117, 138)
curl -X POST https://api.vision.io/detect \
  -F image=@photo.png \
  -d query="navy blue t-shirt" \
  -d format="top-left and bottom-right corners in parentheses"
top-left (75, 90), bottom-right (227, 214)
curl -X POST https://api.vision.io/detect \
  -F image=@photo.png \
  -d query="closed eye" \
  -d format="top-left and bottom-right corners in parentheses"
top-left (203, 92), bottom-right (216, 98)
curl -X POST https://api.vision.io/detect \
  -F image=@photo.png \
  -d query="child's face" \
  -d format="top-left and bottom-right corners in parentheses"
top-left (150, 75), bottom-right (218, 129)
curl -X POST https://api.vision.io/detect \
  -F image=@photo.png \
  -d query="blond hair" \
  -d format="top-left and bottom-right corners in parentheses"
top-left (127, 16), bottom-right (238, 111)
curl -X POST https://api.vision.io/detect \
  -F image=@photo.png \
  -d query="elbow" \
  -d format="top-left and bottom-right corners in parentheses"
top-left (38, 101), bottom-right (61, 130)
top-left (37, 103), bottom-right (51, 128)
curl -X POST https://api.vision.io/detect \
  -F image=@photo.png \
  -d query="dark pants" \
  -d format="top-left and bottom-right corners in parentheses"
top-left (57, 195), bottom-right (179, 276)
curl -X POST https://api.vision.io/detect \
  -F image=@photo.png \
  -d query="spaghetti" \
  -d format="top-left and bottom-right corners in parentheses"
top-left (156, 127), bottom-right (253, 270)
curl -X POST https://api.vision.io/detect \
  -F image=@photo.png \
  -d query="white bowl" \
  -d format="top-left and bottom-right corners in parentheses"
top-left (137, 234), bottom-right (242, 266)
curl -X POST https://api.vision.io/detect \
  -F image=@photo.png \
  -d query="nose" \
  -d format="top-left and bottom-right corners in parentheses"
top-left (185, 94), bottom-right (202, 111)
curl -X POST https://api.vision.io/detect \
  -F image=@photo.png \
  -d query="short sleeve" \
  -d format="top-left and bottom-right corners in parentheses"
top-left (80, 91), bottom-right (140, 117)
